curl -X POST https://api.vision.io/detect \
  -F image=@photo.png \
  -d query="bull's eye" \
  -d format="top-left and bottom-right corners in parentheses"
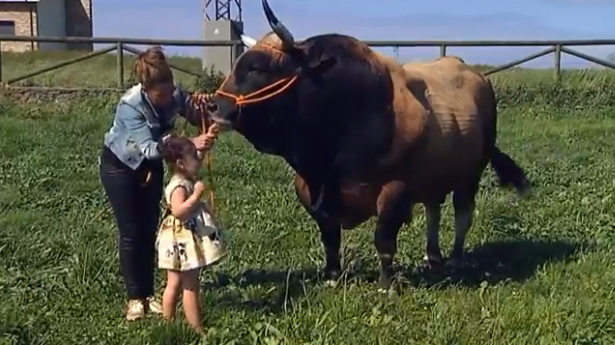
top-left (248, 65), bottom-right (267, 74)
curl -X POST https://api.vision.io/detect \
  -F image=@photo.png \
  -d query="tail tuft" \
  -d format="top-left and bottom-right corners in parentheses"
top-left (490, 146), bottom-right (531, 197)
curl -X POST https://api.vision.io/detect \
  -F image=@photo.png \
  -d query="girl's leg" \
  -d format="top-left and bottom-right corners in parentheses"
top-left (181, 269), bottom-right (203, 332)
top-left (162, 270), bottom-right (182, 321)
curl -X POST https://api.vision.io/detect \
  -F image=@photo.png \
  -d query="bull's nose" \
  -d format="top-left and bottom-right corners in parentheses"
top-left (206, 102), bottom-right (219, 113)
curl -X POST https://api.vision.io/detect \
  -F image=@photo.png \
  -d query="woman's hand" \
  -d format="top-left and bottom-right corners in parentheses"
top-left (192, 134), bottom-right (215, 151)
top-left (207, 123), bottom-right (220, 137)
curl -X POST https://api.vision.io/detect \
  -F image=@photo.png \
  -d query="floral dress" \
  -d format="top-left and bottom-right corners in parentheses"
top-left (156, 175), bottom-right (225, 271)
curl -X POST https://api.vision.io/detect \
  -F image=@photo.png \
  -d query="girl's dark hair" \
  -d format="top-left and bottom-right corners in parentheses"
top-left (160, 135), bottom-right (197, 168)
top-left (134, 46), bottom-right (173, 89)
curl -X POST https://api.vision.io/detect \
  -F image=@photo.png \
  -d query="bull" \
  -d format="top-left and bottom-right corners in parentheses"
top-left (208, 0), bottom-right (531, 290)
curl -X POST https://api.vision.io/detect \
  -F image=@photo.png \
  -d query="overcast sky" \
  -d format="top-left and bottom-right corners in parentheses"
top-left (92, 0), bottom-right (615, 67)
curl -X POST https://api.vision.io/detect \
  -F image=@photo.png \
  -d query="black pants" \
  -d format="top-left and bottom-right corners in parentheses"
top-left (99, 146), bottom-right (164, 300)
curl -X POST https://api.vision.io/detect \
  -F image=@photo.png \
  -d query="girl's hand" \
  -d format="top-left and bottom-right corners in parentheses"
top-left (194, 181), bottom-right (206, 198)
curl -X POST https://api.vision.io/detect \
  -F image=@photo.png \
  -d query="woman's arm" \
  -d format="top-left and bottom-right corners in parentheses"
top-left (118, 103), bottom-right (163, 160)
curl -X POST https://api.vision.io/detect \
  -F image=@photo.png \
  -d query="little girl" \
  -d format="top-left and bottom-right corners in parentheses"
top-left (156, 132), bottom-right (224, 332)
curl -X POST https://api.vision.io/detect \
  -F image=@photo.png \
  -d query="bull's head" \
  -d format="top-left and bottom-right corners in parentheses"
top-left (208, 0), bottom-right (337, 131)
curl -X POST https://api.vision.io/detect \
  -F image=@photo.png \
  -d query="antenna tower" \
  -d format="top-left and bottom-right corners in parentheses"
top-left (202, 0), bottom-right (244, 74)
top-left (204, 0), bottom-right (243, 22)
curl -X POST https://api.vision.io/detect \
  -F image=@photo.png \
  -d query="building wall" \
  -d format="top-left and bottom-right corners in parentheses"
top-left (37, 0), bottom-right (67, 51)
top-left (0, 2), bottom-right (37, 52)
top-left (64, 0), bottom-right (93, 51)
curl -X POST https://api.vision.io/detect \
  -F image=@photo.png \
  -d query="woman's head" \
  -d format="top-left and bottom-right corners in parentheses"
top-left (161, 136), bottom-right (201, 178)
top-left (134, 46), bottom-right (175, 107)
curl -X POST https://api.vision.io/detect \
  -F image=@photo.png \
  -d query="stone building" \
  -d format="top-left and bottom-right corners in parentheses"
top-left (0, 0), bottom-right (93, 52)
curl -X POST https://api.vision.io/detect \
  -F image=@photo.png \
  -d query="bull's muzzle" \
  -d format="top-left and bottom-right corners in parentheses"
top-left (208, 96), bottom-right (236, 130)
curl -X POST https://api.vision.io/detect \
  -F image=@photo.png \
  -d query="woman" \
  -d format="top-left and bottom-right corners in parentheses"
top-left (99, 46), bottom-right (218, 321)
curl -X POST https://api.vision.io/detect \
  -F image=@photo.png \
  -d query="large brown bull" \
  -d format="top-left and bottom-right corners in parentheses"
top-left (208, 0), bottom-right (531, 290)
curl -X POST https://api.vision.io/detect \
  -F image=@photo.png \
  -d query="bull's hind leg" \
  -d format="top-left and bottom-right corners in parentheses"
top-left (448, 179), bottom-right (480, 267)
top-left (374, 182), bottom-right (412, 290)
top-left (423, 203), bottom-right (444, 268)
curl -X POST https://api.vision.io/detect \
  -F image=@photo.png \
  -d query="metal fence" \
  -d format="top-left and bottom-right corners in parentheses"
top-left (1, 35), bottom-right (615, 88)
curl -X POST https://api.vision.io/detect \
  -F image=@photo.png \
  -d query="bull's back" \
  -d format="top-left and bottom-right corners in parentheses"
top-left (398, 57), bottom-right (496, 200)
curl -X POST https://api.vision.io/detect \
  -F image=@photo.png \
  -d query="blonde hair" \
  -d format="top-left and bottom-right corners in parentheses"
top-left (134, 46), bottom-right (173, 89)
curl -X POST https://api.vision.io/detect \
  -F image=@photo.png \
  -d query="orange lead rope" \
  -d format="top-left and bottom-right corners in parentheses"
top-left (194, 93), bottom-right (217, 215)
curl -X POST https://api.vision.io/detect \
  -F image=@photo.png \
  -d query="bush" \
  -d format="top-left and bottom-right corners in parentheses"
top-left (193, 66), bottom-right (226, 93)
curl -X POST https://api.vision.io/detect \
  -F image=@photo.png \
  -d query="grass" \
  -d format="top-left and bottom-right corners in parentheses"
top-left (1, 95), bottom-right (615, 344)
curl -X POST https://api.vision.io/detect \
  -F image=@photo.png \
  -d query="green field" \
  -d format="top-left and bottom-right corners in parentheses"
top-left (1, 51), bottom-right (615, 344)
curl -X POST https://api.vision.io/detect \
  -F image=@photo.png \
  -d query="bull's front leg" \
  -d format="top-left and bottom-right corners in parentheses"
top-left (294, 174), bottom-right (342, 285)
top-left (374, 182), bottom-right (412, 291)
top-left (317, 217), bottom-right (342, 285)
top-left (311, 183), bottom-right (344, 285)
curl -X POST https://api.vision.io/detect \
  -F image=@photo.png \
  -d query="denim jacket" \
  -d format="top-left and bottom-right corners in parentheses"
top-left (103, 83), bottom-right (204, 170)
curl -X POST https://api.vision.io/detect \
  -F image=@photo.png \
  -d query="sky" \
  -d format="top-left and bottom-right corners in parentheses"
top-left (92, 0), bottom-right (615, 68)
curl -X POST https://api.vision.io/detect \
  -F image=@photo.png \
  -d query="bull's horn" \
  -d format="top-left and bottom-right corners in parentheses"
top-left (261, 0), bottom-right (295, 50)
top-left (240, 34), bottom-right (257, 47)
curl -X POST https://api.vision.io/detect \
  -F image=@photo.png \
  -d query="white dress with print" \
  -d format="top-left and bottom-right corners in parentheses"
top-left (156, 175), bottom-right (225, 271)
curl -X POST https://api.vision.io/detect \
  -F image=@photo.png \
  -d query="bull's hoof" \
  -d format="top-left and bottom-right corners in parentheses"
top-left (323, 269), bottom-right (341, 287)
top-left (377, 280), bottom-right (400, 298)
top-left (378, 270), bottom-right (394, 291)
top-left (422, 254), bottom-right (444, 270)
top-left (324, 279), bottom-right (338, 287)
top-left (444, 256), bottom-right (465, 270)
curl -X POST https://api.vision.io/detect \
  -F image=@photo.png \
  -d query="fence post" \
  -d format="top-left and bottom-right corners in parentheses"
top-left (116, 41), bottom-right (124, 88)
top-left (554, 44), bottom-right (561, 82)
top-left (440, 44), bottom-right (447, 57)
top-left (0, 41), bottom-right (3, 84)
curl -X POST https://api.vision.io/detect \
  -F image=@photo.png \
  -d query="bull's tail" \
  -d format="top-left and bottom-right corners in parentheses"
top-left (489, 146), bottom-right (531, 197)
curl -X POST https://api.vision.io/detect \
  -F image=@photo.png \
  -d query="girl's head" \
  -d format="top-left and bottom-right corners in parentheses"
top-left (134, 46), bottom-right (175, 107)
top-left (161, 136), bottom-right (201, 178)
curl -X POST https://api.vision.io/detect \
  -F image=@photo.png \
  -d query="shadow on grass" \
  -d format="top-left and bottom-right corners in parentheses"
top-left (403, 238), bottom-right (588, 290)
top-left (202, 268), bottom-right (320, 314)
top-left (201, 214), bottom-right (591, 311)
top-left (401, 209), bottom-right (591, 289)
top-left (201, 238), bottom-right (587, 312)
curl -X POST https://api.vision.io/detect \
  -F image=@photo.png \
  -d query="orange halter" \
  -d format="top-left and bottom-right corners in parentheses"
top-left (215, 73), bottom-right (298, 107)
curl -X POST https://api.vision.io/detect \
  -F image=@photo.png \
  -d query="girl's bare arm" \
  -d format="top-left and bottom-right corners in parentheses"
top-left (168, 186), bottom-right (202, 221)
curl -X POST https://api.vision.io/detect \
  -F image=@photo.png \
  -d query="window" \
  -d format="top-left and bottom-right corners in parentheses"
top-left (0, 20), bottom-right (16, 36)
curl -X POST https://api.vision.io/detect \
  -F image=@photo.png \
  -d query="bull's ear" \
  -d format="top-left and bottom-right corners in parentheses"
top-left (298, 57), bottom-right (337, 86)
top-left (308, 57), bottom-right (337, 74)
top-left (295, 56), bottom-right (337, 75)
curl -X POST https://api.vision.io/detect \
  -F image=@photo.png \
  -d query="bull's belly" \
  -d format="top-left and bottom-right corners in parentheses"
top-left (294, 175), bottom-right (379, 230)
top-left (338, 183), bottom-right (380, 229)
top-left (403, 145), bottom-right (487, 203)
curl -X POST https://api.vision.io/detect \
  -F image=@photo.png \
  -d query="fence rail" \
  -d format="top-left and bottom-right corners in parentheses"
top-left (1, 35), bottom-right (614, 88)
